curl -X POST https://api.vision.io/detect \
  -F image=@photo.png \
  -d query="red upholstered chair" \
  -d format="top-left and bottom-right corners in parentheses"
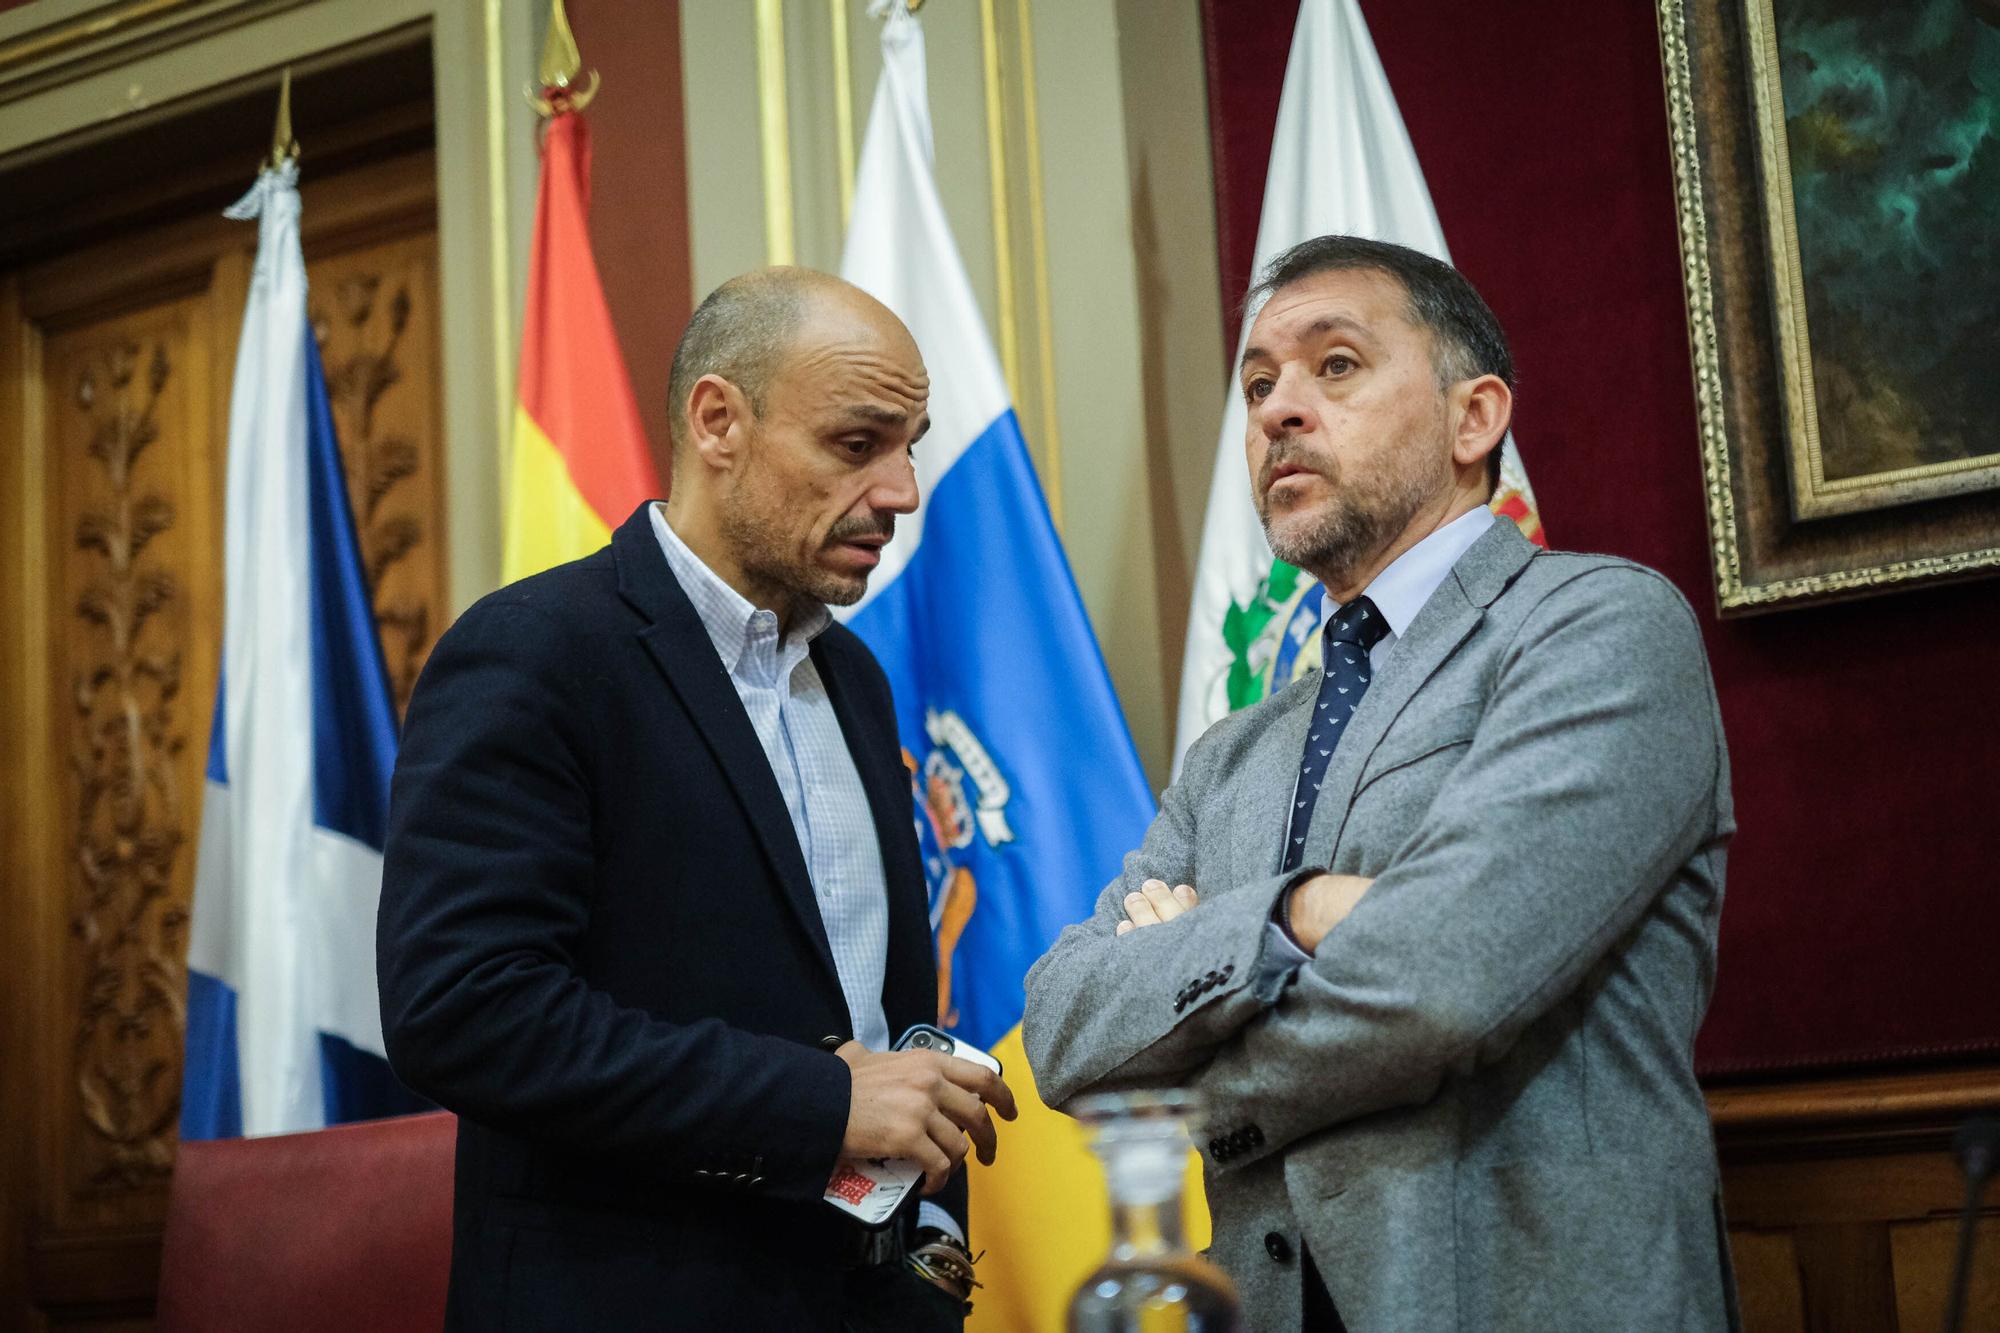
top-left (157, 1111), bottom-right (457, 1333)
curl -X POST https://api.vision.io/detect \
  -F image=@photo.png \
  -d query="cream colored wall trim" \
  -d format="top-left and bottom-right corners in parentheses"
top-left (977, 0), bottom-right (1020, 407)
top-left (754, 0), bottom-right (795, 264)
top-left (0, 0), bottom-right (541, 615)
top-left (829, 0), bottom-right (855, 224)
top-left (1013, 0), bottom-right (1061, 531)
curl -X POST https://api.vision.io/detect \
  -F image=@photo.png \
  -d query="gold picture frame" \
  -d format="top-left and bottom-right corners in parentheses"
top-left (1658, 0), bottom-right (2000, 613)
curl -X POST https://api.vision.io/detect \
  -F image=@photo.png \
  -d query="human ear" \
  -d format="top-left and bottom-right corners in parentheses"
top-left (685, 374), bottom-right (751, 474)
top-left (1451, 374), bottom-right (1512, 474)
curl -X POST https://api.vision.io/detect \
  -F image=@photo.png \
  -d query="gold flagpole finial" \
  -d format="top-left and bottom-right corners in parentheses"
top-left (266, 67), bottom-right (299, 170)
top-left (527, 0), bottom-right (600, 117)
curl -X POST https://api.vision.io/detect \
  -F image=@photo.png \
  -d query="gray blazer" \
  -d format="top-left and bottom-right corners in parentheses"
top-left (1023, 521), bottom-right (1739, 1332)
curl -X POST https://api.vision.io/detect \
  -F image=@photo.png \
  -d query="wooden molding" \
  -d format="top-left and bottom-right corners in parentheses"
top-left (1708, 1065), bottom-right (2000, 1161)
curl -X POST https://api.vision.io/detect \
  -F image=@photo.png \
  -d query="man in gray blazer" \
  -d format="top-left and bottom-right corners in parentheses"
top-left (1023, 236), bottom-right (1737, 1332)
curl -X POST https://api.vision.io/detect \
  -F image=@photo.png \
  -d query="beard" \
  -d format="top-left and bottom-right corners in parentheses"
top-left (719, 474), bottom-right (894, 609)
top-left (1255, 433), bottom-right (1441, 585)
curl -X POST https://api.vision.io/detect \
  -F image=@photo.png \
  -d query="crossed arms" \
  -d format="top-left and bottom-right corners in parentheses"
top-left (1021, 567), bottom-right (1728, 1171)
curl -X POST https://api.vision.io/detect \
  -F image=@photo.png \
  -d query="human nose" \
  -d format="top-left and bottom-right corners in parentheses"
top-left (871, 450), bottom-right (920, 515)
top-left (1254, 365), bottom-right (1319, 439)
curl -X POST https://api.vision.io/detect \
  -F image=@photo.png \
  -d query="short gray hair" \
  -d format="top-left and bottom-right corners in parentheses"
top-left (666, 268), bottom-right (834, 458)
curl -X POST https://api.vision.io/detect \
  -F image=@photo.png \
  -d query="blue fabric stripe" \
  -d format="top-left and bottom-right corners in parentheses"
top-left (303, 317), bottom-right (398, 849)
top-left (850, 410), bottom-right (1155, 1050)
top-left (204, 667), bottom-right (227, 784)
top-left (319, 1032), bottom-right (432, 1126)
top-left (181, 970), bottom-right (243, 1139)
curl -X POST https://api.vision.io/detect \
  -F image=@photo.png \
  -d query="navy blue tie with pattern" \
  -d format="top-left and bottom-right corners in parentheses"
top-left (1281, 595), bottom-right (1390, 872)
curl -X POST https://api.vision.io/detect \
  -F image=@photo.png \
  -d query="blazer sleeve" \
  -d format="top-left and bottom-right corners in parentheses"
top-left (1021, 720), bottom-right (1306, 1111)
top-left (375, 597), bottom-right (852, 1202)
top-left (1191, 566), bottom-right (1730, 1171)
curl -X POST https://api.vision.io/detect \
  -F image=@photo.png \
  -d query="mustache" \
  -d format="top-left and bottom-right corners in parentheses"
top-left (826, 514), bottom-right (897, 544)
top-left (1258, 438), bottom-right (1334, 494)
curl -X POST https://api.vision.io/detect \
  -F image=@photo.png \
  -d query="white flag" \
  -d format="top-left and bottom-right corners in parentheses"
top-left (1172, 0), bottom-right (1542, 771)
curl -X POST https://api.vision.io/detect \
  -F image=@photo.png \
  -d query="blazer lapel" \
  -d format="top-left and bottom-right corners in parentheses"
top-left (1235, 676), bottom-right (1326, 880)
top-left (814, 642), bottom-right (935, 1035)
top-left (611, 508), bottom-right (842, 994)
top-left (1302, 520), bottom-right (1538, 865)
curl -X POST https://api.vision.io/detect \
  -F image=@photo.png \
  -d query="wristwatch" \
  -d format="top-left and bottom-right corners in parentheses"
top-left (907, 1226), bottom-right (979, 1310)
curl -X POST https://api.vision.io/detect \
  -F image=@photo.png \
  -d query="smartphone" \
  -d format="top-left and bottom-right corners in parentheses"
top-left (822, 1026), bottom-right (1002, 1227)
top-left (891, 1023), bottom-right (1003, 1075)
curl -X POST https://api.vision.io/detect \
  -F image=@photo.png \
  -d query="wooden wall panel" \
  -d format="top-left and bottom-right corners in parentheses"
top-left (309, 232), bottom-right (446, 714)
top-left (1714, 1066), bottom-right (2000, 1332)
top-left (2, 151), bottom-right (442, 1329)
top-left (46, 304), bottom-right (218, 1235)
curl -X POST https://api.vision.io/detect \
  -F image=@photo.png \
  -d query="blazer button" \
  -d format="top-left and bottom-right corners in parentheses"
top-left (1265, 1231), bottom-right (1293, 1263)
top-left (819, 1035), bottom-right (847, 1051)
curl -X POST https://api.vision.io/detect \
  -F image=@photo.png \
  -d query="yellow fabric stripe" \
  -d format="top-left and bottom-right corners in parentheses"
top-left (503, 404), bottom-right (613, 585)
top-left (967, 1024), bottom-right (1211, 1331)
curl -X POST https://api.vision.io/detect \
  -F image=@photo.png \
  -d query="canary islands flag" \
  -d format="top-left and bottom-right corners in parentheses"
top-left (839, 6), bottom-right (1158, 1326)
top-left (182, 160), bottom-right (425, 1138)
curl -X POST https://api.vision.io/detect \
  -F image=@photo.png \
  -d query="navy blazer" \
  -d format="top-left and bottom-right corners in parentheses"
top-left (377, 505), bottom-right (955, 1330)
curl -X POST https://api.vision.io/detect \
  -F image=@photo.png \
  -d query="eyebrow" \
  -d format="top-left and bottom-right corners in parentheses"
top-left (1240, 315), bottom-right (1372, 372)
top-left (834, 405), bottom-right (931, 443)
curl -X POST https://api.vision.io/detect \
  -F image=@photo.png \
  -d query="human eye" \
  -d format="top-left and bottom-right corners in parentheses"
top-left (1241, 376), bottom-right (1274, 405)
top-left (1323, 352), bottom-right (1356, 376)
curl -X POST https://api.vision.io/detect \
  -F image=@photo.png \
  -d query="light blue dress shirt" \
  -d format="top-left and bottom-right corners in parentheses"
top-left (649, 506), bottom-right (963, 1239)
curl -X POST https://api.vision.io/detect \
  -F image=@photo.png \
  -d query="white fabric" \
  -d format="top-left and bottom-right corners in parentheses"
top-left (1171, 0), bottom-right (1537, 773)
top-left (187, 161), bottom-right (388, 1135)
top-left (648, 505), bottom-right (891, 1053)
top-left (836, 1), bottom-right (1010, 617)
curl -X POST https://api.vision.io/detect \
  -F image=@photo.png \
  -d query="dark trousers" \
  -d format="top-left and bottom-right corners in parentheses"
top-left (1302, 1245), bottom-right (1349, 1333)
top-left (840, 1259), bottom-right (965, 1332)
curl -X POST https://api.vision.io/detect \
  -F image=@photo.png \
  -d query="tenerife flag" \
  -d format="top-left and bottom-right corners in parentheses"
top-left (181, 160), bottom-right (424, 1139)
top-left (839, 5), bottom-right (1158, 1326)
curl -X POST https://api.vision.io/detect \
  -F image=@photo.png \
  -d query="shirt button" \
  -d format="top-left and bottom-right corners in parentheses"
top-left (1264, 1231), bottom-right (1293, 1263)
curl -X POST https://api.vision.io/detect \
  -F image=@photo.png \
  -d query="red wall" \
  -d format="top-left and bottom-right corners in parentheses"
top-left (1201, 0), bottom-right (2000, 1077)
top-left (567, 0), bottom-right (692, 487)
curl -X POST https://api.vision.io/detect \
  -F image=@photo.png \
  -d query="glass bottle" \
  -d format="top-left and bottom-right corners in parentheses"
top-left (1067, 1089), bottom-right (1244, 1333)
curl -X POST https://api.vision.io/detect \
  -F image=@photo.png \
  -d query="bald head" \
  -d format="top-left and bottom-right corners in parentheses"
top-left (667, 267), bottom-right (906, 465)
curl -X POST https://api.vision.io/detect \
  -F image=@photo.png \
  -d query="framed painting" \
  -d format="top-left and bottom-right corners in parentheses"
top-left (1657, 0), bottom-right (2000, 612)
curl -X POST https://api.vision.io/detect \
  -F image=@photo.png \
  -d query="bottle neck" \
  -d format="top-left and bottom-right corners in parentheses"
top-left (1110, 1196), bottom-right (1185, 1260)
top-left (1095, 1132), bottom-right (1189, 1260)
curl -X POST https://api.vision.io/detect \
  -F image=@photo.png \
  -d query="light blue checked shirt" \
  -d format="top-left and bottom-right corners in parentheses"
top-left (650, 504), bottom-right (893, 1051)
top-left (650, 507), bottom-right (964, 1241)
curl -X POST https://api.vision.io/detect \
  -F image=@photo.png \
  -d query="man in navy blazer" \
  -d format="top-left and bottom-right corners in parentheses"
top-left (377, 268), bottom-right (1014, 1330)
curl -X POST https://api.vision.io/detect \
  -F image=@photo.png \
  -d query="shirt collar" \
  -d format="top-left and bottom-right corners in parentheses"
top-left (1343, 505), bottom-right (1496, 639)
top-left (649, 502), bottom-right (831, 674)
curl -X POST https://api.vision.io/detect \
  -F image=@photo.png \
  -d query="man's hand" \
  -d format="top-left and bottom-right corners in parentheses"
top-left (834, 1042), bottom-right (1019, 1195)
top-left (1116, 879), bottom-right (1198, 935)
top-left (1283, 873), bottom-right (1374, 953)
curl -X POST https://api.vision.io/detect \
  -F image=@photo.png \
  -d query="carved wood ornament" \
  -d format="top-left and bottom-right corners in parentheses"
top-left (314, 269), bottom-right (431, 714)
top-left (68, 338), bottom-right (187, 1192)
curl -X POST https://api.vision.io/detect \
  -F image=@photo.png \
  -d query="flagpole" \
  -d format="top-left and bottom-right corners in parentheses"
top-left (527, 0), bottom-right (599, 117)
top-left (266, 67), bottom-right (299, 171)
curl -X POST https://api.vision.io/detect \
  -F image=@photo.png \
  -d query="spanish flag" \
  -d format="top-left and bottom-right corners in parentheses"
top-left (502, 109), bottom-right (662, 583)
